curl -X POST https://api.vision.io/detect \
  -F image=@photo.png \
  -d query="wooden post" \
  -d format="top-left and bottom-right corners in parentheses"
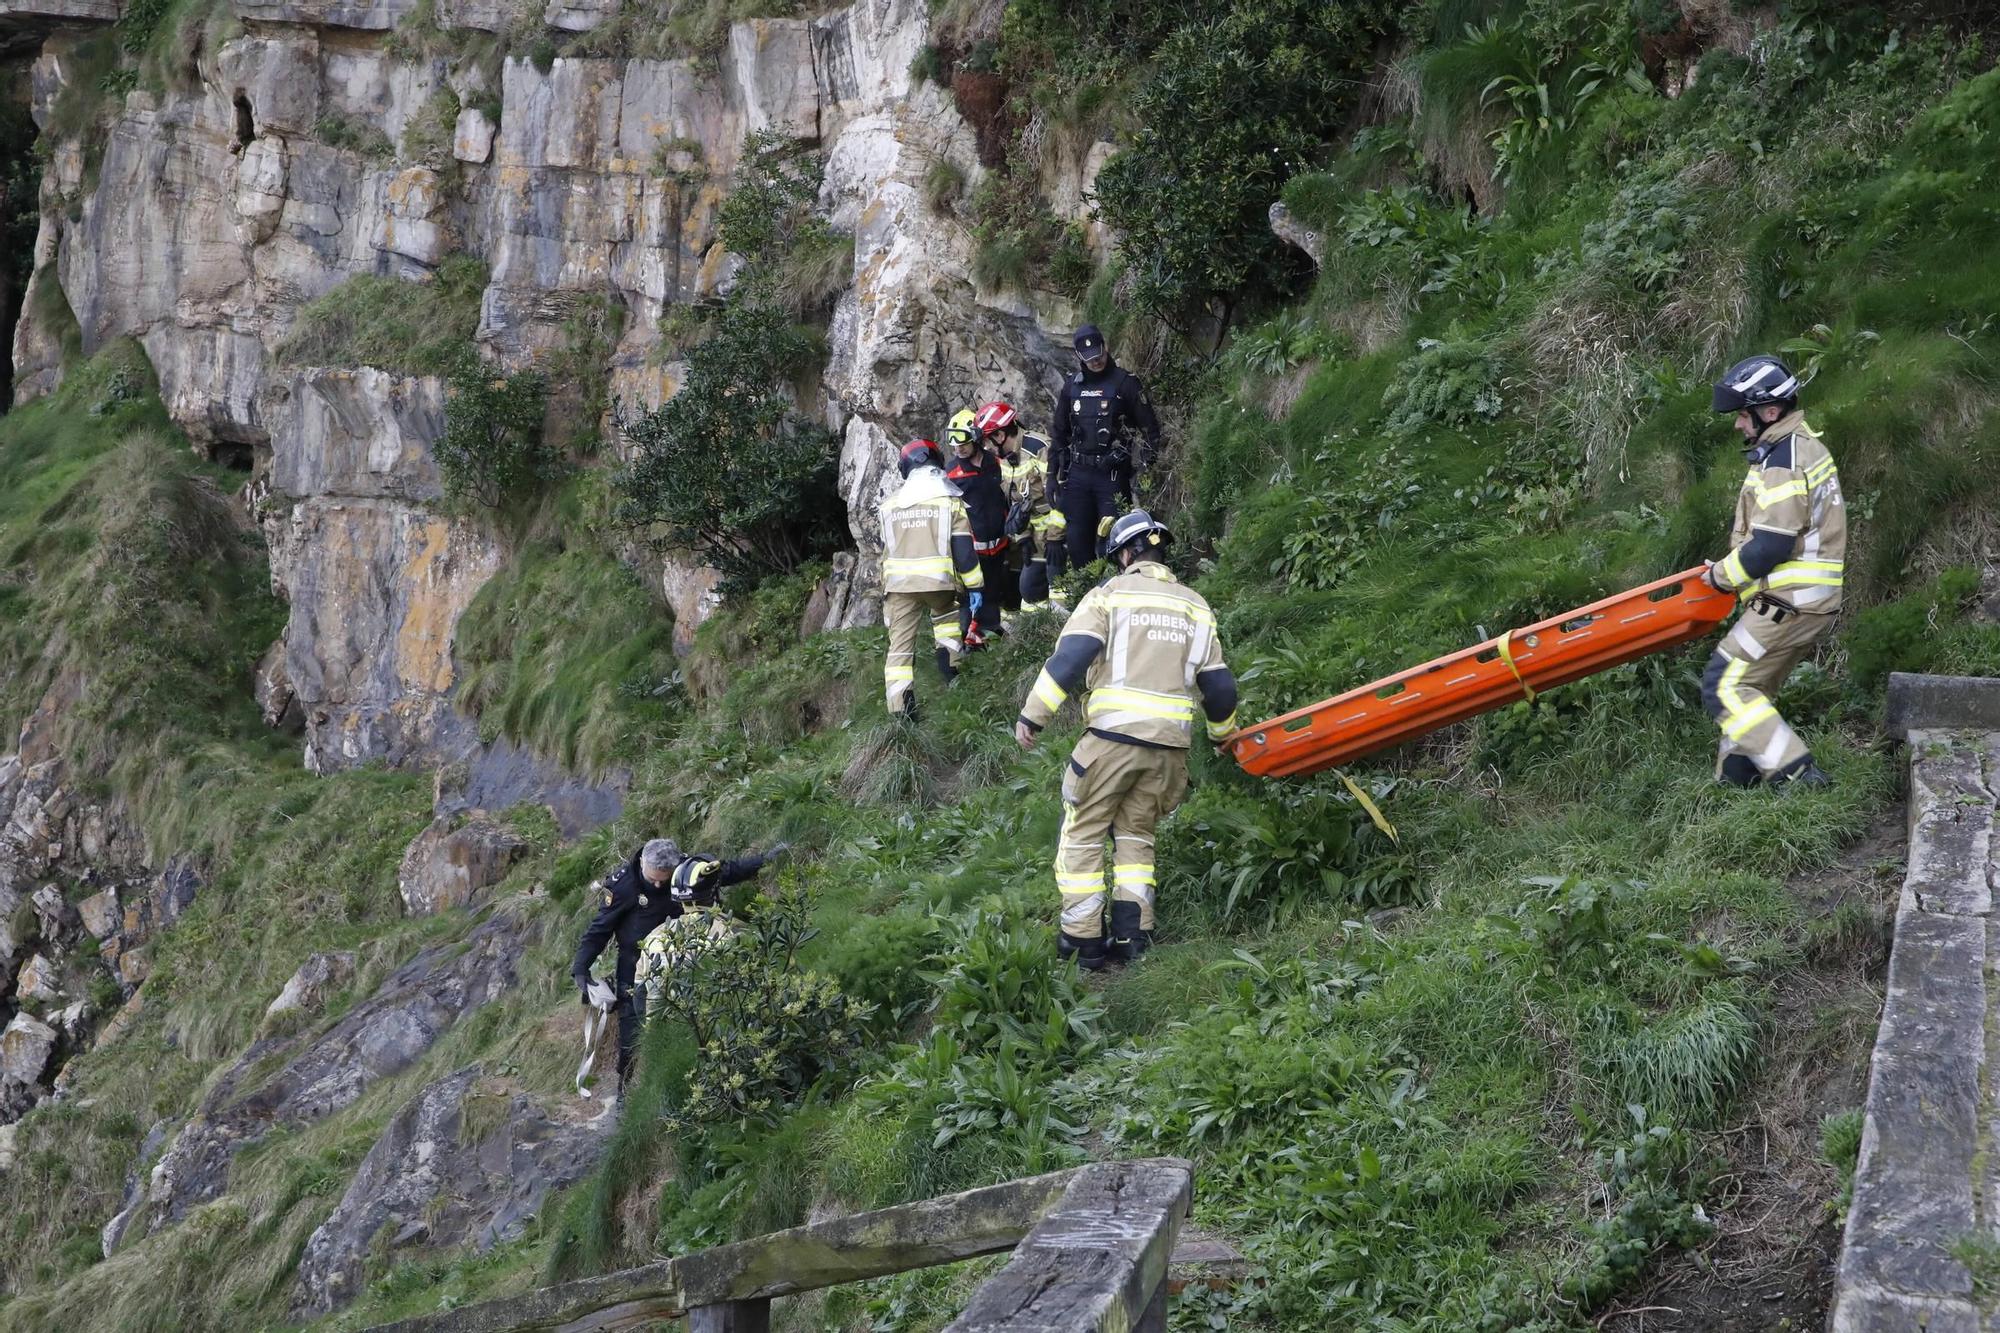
top-left (686, 1299), bottom-right (770, 1333)
top-left (945, 1158), bottom-right (1193, 1333)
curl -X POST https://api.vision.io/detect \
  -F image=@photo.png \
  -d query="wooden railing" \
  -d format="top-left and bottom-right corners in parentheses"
top-left (367, 1158), bottom-right (1223, 1333)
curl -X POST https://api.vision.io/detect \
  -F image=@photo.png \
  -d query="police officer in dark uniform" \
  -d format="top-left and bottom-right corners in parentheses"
top-left (1050, 325), bottom-right (1161, 569)
top-left (570, 837), bottom-right (787, 1084)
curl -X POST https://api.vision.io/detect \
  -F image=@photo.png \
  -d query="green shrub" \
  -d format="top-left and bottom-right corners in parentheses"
top-left (1843, 567), bottom-right (1982, 692)
top-left (963, 172), bottom-right (1079, 297)
top-left (923, 908), bottom-right (1103, 1061)
top-left (1157, 782), bottom-right (1409, 930)
top-left (716, 130), bottom-right (823, 270)
top-left (616, 300), bottom-right (842, 595)
top-left (435, 346), bottom-right (560, 509)
top-left (1380, 335), bottom-right (1504, 435)
top-left (400, 89), bottom-right (462, 169)
top-left (274, 254), bottom-right (488, 375)
top-left (314, 112), bottom-right (396, 160)
top-left (648, 881), bottom-right (871, 1129)
top-left (922, 156), bottom-right (966, 214)
top-left (1093, 0), bottom-right (1401, 321)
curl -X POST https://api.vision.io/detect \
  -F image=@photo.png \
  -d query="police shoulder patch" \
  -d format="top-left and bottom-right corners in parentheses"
top-left (603, 890), bottom-right (614, 907)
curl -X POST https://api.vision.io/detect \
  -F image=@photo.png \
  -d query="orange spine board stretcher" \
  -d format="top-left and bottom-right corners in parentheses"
top-left (1226, 567), bottom-right (1737, 780)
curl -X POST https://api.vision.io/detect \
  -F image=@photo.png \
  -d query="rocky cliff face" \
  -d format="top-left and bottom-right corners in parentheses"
top-left (14, 0), bottom-right (1087, 655)
top-left (0, 0), bottom-right (1105, 1308)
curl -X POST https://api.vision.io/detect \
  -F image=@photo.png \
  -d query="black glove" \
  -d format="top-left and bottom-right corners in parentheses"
top-left (575, 977), bottom-right (591, 1006)
top-left (1004, 498), bottom-right (1032, 538)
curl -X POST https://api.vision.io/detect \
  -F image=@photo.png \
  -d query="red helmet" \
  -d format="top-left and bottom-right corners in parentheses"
top-left (974, 401), bottom-right (1018, 438)
top-left (898, 439), bottom-right (943, 477)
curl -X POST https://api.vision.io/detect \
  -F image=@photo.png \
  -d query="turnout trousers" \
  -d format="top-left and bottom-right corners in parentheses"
top-left (1700, 599), bottom-right (1834, 779)
top-left (883, 589), bottom-right (961, 712)
top-left (1055, 732), bottom-right (1189, 940)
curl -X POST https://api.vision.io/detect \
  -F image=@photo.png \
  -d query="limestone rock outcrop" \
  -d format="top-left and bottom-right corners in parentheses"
top-left (292, 1064), bottom-right (615, 1313)
top-left (0, 692), bottom-right (175, 1124)
top-left (132, 905), bottom-right (530, 1236)
top-left (264, 949), bottom-right (359, 1021)
top-left (397, 815), bottom-right (531, 915)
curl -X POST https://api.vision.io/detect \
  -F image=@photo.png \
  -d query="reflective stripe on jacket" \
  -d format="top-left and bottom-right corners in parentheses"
top-left (1021, 562), bottom-right (1236, 748)
top-left (879, 469), bottom-right (983, 593)
top-left (1712, 413), bottom-right (1846, 612)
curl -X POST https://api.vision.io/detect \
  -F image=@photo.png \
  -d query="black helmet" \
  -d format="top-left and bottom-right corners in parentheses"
top-left (1712, 355), bottom-right (1800, 415)
top-left (1105, 509), bottom-right (1171, 561)
top-left (898, 439), bottom-right (942, 478)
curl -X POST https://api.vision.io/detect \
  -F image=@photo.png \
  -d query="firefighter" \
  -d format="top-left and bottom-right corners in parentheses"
top-left (880, 438), bottom-right (984, 720)
top-left (571, 837), bottom-right (787, 1084)
top-left (1700, 354), bottom-right (1845, 789)
top-left (944, 408), bottom-right (1013, 643)
top-left (1014, 511), bottom-right (1237, 968)
top-left (1050, 326), bottom-right (1160, 571)
top-left (977, 399), bottom-right (1068, 616)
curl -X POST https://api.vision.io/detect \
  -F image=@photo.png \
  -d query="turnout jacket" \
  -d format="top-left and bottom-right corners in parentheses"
top-left (1050, 358), bottom-right (1160, 478)
top-left (999, 431), bottom-right (1056, 535)
top-left (878, 467), bottom-right (983, 593)
top-left (1708, 411), bottom-right (1846, 613)
top-left (1019, 561), bottom-right (1237, 748)
top-left (571, 848), bottom-right (768, 997)
top-left (945, 444), bottom-right (1011, 550)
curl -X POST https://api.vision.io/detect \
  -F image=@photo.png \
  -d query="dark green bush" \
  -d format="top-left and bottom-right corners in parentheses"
top-left (649, 882), bottom-right (871, 1129)
top-left (435, 347), bottom-right (560, 509)
top-left (1093, 0), bottom-right (1402, 323)
top-left (1381, 335), bottom-right (1505, 435)
top-left (615, 300), bottom-right (843, 594)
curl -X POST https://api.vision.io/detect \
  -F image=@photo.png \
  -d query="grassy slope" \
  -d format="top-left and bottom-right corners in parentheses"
top-left (483, 36), bottom-right (1999, 1333)
top-left (3, 23), bottom-right (2000, 1333)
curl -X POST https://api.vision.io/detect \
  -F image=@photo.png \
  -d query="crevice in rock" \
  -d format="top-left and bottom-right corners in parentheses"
top-left (0, 69), bottom-right (41, 413)
top-left (213, 438), bottom-right (255, 472)
top-left (233, 92), bottom-right (257, 149)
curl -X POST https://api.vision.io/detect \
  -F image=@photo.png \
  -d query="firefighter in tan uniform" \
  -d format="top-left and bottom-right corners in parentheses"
top-left (1700, 355), bottom-right (1845, 788)
top-left (1014, 511), bottom-right (1238, 968)
top-left (879, 439), bottom-right (984, 720)
top-left (976, 399), bottom-right (1068, 616)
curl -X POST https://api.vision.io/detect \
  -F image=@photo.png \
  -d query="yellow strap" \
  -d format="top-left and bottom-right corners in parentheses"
top-left (1337, 770), bottom-right (1398, 845)
top-left (1495, 630), bottom-right (1536, 703)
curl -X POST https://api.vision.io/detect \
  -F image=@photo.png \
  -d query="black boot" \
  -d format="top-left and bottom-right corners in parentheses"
top-left (1771, 755), bottom-right (1832, 790)
top-left (896, 692), bottom-right (920, 724)
top-left (935, 647), bottom-right (957, 684)
top-left (1058, 931), bottom-right (1107, 971)
top-left (1717, 754), bottom-right (1762, 788)
top-left (1106, 902), bottom-right (1153, 964)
